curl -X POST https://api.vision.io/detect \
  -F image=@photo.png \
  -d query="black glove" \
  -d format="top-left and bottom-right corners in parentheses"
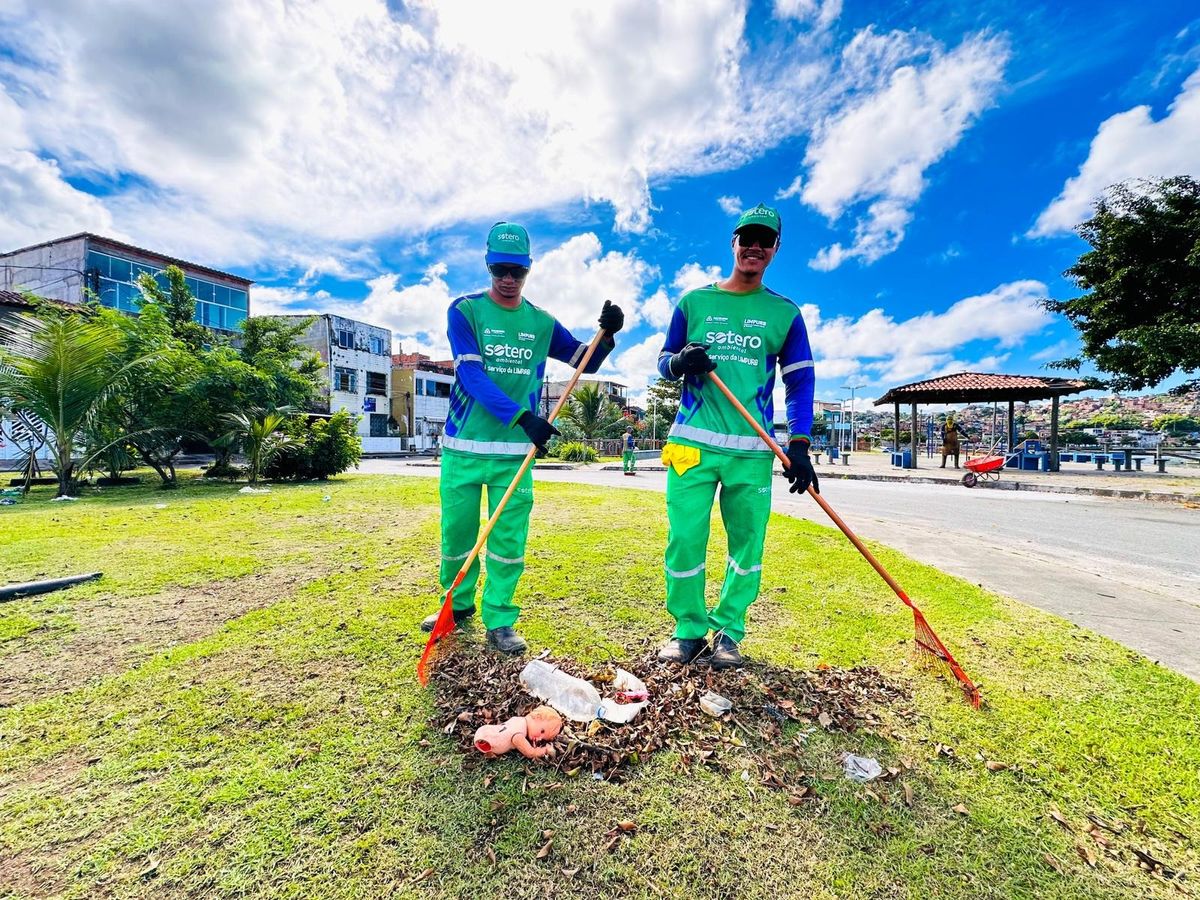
top-left (668, 342), bottom-right (716, 377)
top-left (598, 300), bottom-right (624, 335)
top-left (517, 411), bottom-right (560, 456)
top-left (785, 439), bottom-right (819, 495)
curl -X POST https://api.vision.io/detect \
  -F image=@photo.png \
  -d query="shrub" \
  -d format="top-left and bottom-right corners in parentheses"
top-left (556, 441), bottom-right (598, 463)
top-left (203, 462), bottom-right (245, 480)
top-left (264, 410), bottom-right (362, 480)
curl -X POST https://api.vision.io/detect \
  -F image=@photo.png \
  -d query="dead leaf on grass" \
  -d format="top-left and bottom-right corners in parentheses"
top-left (985, 760), bottom-right (1008, 772)
top-left (903, 783), bottom-right (914, 807)
top-left (617, 820), bottom-right (637, 832)
top-left (412, 868), bottom-right (435, 884)
top-left (535, 840), bottom-right (553, 860)
top-left (1048, 806), bottom-right (1073, 831)
top-left (1075, 844), bottom-right (1097, 868)
top-left (485, 847), bottom-right (496, 868)
top-left (952, 803), bottom-right (969, 816)
top-left (138, 856), bottom-right (160, 879)
top-left (1043, 854), bottom-right (1066, 874)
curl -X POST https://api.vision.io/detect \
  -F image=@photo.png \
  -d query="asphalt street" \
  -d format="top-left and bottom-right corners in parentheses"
top-left (359, 459), bottom-right (1200, 682)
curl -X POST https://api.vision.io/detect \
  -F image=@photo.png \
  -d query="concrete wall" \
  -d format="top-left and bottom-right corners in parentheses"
top-left (0, 237), bottom-right (88, 304)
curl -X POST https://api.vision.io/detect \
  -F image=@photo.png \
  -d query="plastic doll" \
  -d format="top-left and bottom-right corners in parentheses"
top-left (473, 705), bottom-right (563, 760)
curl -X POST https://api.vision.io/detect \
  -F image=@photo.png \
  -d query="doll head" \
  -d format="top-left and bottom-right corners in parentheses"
top-left (525, 705), bottom-right (563, 741)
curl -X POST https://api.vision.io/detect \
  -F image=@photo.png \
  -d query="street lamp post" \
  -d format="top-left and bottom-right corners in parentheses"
top-left (840, 383), bottom-right (865, 452)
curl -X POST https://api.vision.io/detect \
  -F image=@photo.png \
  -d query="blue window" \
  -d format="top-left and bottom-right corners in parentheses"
top-left (369, 335), bottom-right (387, 355)
top-left (226, 308), bottom-right (246, 331)
top-left (229, 289), bottom-right (248, 311)
top-left (108, 257), bottom-right (131, 283)
top-left (97, 277), bottom-right (119, 308)
top-left (215, 285), bottom-right (230, 306)
top-left (196, 280), bottom-right (214, 303)
top-left (86, 251), bottom-right (108, 278)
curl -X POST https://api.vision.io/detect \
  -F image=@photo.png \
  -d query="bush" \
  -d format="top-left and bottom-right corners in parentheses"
top-left (556, 441), bottom-right (598, 463)
top-left (264, 410), bottom-right (362, 480)
top-left (203, 462), bottom-right (245, 480)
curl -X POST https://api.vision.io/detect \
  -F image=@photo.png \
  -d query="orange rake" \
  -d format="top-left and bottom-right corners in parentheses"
top-left (416, 327), bottom-right (610, 686)
top-left (707, 372), bottom-right (981, 708)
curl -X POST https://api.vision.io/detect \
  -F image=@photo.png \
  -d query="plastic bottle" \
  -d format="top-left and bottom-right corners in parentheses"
top-left (519, 660), bottom-right (601, 722)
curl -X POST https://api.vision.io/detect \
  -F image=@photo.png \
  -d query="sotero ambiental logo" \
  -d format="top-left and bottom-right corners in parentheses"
top-left (705, 329), bottom-right (762, 350)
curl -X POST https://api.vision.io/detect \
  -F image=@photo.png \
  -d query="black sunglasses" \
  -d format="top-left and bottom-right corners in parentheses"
top-left (735, 227), bottom-right (778, 249)
top-left (489, 263), bottom-right (529, 280)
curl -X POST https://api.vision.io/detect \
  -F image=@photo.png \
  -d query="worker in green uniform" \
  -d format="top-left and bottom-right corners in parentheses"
top-left (655, 204), bottom-right (817, 668)
top-left (622, 427), bottom-right (637, 475)
top-left (419, 222), bottom-right (624, 653)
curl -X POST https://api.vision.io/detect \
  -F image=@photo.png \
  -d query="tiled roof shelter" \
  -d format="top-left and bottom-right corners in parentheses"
top-left (873, 371), bottom-right (1088, 471)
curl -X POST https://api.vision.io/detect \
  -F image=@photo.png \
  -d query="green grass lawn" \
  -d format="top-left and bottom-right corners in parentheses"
top-left (0, 473), bottom-right (1197, 899)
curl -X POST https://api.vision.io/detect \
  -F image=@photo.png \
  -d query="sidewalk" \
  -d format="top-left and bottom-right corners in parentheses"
top-left (604, 449), bottom-right (1200, 503)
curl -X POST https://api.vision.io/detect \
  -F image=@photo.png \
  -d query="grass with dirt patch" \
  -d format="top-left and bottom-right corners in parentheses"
top-left (0, 473), bottom-right (1197, 899)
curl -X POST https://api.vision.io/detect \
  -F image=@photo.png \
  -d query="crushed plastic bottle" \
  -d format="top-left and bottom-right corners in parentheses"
top-left (519, 660), bottom-right (601, 722)
top-left (596, 669), bottom-right (649, 724)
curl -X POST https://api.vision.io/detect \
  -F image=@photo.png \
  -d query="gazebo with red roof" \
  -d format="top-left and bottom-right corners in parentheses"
top-left (874, 372), bottom-right (1088, 471)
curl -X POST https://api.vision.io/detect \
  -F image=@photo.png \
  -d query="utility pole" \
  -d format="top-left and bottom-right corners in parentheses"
top-left (840, 383), bottom-right (865, 452)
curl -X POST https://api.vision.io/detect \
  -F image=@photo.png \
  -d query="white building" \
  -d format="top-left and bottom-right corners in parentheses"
top-left (281, 314), bottom-right (400, 453)
top-left (391, 352), bottom-right (454, 451)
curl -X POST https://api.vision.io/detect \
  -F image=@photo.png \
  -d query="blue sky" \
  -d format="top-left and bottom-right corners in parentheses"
top-left (1, 0), bottom-right (1197, 407)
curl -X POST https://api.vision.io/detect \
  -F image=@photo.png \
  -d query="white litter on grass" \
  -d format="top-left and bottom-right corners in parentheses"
top-left (238, 486), bottom-right (271, 494)
top-left (154, 503), bottom-right (168, 509)
top-left (50, 495), bottom-right (79, 502)
top-left (841, 753), bottom-right (883, 783)
top-left (322, 496), bottom-right (331, 502)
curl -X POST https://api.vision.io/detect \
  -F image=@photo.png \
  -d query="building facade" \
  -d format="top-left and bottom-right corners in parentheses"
top-left (391, 351), bottom-right (454, 451)
top-left (543, 378), bottom-right (629, 416)
top-left (0, 233), bottom-right (251, 334)
top-left (282, 314), bottom-right (398, 453)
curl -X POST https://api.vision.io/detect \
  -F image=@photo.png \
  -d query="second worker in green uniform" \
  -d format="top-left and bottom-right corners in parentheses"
top-left (419, 222), bottom-right (624, 654)
top-left (655, 204), bottom-right (818, 668)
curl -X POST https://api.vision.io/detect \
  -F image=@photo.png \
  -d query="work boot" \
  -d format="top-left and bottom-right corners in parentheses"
top-left (708, 632), bottom-right (745, 669)
top-left (420, 604), bottom-right (475, 633)
top-left (657, 637), bottom-right (709, 665)
top-left (486, 626), bottom-right (528, 655)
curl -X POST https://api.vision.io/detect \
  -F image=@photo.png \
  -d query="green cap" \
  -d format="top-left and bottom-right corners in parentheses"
top-left (485, 221), bottom-right (532, 267)
top-left (734, 203), bottom-right (782, 236)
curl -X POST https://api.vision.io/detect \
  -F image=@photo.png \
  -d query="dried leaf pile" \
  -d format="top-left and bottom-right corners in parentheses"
top-left (429, 649), bottom-right (913, 799)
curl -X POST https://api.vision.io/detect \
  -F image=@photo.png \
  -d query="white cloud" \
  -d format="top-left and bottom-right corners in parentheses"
top-left (531, 233), bottom-right (657, 331)
top-left (598, 332), bottom-right (668, 403)
top-left (773, 0), bottom-right (842, 30)
top-left (0, 0), bottom-right (835, 262)
top-left (672, 262), bottom-right (723, 294)
top-left (775, 175), bottom-right (804, 200)
top-left (801, 32), bottom-right (1009, 268)
top-left (641, 289), bottom-right (675, 330)
top-left (717, 195), bottom-right (743, 216)
top-left (803, 280), bottom-right (1050, 390)
top-left (1029, 69), bottom-right (1200, 236)
top-left (0, 85), bottom-right (114, 248)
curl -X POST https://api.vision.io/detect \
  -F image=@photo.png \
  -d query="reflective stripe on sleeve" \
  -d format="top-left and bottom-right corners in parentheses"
top-left (780, 360), bottom-right (814, 375)
top-left (668, 424), bottom-right (771, 453)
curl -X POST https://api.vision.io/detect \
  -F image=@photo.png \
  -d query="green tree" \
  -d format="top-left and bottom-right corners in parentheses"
top-left (1152, 413), bottom-right (1200, 435)
top-left (133, 266), bottom-right (211, 350)
top-left (0, 311), bottom-right (155, 496)
top-left (1086, 413), bottom-right (1141, 430)
top-left (221, 407), bottom-right (295, 483)
top-left (1043, 176), bottom-right (1200, 393)
top-left (558, 383), bottom-right (624, 439)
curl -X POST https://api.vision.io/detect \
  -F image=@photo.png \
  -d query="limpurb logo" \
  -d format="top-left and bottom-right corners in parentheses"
top-left (744, 318), bottom-right (767, 329)
top-left (706, 330), bottom-right (762, 350)
top-left (519, 331), bottom-right (536, 342)
top-left (484, 343), bottom-right (534, 360)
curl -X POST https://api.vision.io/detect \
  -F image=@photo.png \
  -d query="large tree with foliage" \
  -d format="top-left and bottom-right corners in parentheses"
top-left (1043, 176), bottom-right (1200, 393)
top-left (0, 310), bottom-right (155, 496)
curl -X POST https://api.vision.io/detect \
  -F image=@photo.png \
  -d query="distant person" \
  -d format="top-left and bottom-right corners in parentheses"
top-left (940, 415), bottom-right (969, 468)
top-left (622, 427), bottom-right (637, 476)
top-left (420, 221), bottom-right (624, 654)
top-left (654, 203), bottom-right (816, 669)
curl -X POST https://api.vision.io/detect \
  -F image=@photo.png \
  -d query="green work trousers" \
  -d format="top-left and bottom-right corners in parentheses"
top-left (622, 449), bottom-right (637, 473)
top-left (664, 447), bottom-right (774, 642)
top-left (439, 450), bottom-right (534, 630)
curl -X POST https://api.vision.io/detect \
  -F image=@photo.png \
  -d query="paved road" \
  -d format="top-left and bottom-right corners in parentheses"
top-left (360, 460), bottom-right (1200, 681)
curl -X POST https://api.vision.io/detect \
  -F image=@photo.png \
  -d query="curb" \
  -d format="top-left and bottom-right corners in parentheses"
top-left (598, 465), bottom-right (1198, 504)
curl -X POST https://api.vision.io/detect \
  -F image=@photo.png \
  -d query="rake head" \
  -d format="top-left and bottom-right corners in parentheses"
top-left (416, 580), bottom-right (462, 686)
top-left (911, 607), bottom-right (981, 708)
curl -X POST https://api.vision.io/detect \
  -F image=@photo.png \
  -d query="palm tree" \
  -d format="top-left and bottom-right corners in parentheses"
top-left (558, 383), bottom-right (624, 439)
top-left (220, 407), bottom-right (295, 483)
top-left (0, 313), bottom-right (152, 497)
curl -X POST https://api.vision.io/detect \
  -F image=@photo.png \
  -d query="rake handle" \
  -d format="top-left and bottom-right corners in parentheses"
top-left (705, 372), bottom-right (913, 607)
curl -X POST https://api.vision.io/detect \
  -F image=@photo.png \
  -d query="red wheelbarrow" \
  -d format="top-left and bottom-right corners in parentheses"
top-left (961, 439), bottom-right (1030, 487)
